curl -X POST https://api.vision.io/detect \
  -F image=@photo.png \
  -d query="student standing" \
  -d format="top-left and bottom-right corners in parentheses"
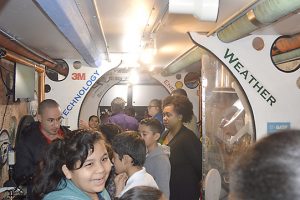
top-left (112, 131), bottom-right (158, 197)
top-left (139, 118), bottom-right (170, 199)
top-left (32, 130), bottom-right (112, 200)
top-left (79, 115), bottom-right (101, 131)
top-left (88, 115), bottom-right (101, 131)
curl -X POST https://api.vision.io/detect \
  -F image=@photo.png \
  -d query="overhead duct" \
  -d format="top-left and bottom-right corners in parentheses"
top-left (272, 32), bottom-right (300, 56)
top-left (36, 0), bottom-right (108, 67)
top-left (217, 0), bottom-right (300, 43)
top-left (169, 0), bottom-right (219, 22)
top-left (0, 29), bottom-right (67, 76)
top-left (0, 29), bottom-right (56, 66)
top-left (161, 46), bottom-right (201, 76)
top-left (271, 32), bottom-right (300, 64)
top-left (92, 0), bottom-right (110, 62)
top-left (272, 48), bottom-right (300, 64)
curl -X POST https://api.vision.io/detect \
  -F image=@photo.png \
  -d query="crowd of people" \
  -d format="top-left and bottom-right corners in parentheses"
top-left (12, 88), bottom-right (202, 200)
top-left (11, 88), bottom-right (299, 200)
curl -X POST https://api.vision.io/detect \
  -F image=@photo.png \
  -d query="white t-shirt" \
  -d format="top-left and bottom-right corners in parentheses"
top-left (119, 167), bottom-right (158, 197)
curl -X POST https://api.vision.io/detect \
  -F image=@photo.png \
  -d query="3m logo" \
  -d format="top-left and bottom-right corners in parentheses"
top-left (72, 73), bottom-right (86, 80)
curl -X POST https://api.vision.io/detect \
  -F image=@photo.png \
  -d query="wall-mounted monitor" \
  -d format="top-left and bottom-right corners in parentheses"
top-left (14, 62), bottom-right (35, 101)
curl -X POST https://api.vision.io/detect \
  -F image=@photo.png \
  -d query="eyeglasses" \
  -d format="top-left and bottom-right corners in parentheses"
top-left (148, 105), bottom-right (157, 108)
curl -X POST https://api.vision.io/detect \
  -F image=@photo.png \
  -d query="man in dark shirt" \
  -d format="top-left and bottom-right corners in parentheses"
top-left (14, 99), bottom-right (70, 199)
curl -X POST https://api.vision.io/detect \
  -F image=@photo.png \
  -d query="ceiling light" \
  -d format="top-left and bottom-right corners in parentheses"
top-left (139, 34), bottom-right (157, 64)
top-left (140, 49), bottom-right (155, 64)
top-left (122, 33), bottom-right (141, 53)
top-left (169, 0), bottom-right (219, 22)
top-left (129, 69), bottom-right (139, 84)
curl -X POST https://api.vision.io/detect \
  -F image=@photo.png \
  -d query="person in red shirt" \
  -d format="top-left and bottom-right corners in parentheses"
top-left (14, 99), bottom-right (70, 199)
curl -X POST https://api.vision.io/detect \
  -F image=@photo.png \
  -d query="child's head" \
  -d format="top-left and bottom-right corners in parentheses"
top-left (139, 118), bottom-right (162, 150)
top-left (119, 186), bottom-right (167, 200)
top-left (62, 130), bottom-right (111, 196)
top-left (99, 123), bottom-right (122, 144)
top-left (88, 115), bottom-right (100, 130)
top-left (111, 131), bottom-right (146, 174)
top-left (33, 130), bottom-right (111, 199)
top-left (229, 130), bottom-right (300, 200)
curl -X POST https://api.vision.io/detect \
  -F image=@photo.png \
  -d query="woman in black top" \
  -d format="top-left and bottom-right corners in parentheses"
top-left (161, 95), bottom-right (202, 200)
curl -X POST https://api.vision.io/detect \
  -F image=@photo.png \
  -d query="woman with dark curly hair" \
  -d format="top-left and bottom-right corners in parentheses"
top-left (161, 95), bottom-right (202, 200)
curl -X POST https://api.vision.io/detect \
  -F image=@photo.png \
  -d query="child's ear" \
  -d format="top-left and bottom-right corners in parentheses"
top-left (62, 164), bottom-right (72, 179)
top-left (154, 132), bottom-right (161, 141)
top-left (178, 114), bottom-right (183, 121)
top-left (37, 114), bottom-right (42, 122)
top-left (123, 155), bottom-right (133, 166)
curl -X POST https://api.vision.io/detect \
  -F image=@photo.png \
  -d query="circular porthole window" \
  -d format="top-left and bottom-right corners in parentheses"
top-left (46, 59), bottom-right (69, 81)
top-left (73, 60), bottom-right (82, 69)
top-left (45, 84), bottom-right (51, 93)
top-left (271, 35), bottom-right (300, 73)
top-left (297, 77), bottom-right (300, 89)
top-left (184, 72), bottom-right (200, 89)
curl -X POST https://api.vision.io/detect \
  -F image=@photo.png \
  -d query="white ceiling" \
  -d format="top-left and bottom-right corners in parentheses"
top-left (0, 0), bottom-right (299, 72)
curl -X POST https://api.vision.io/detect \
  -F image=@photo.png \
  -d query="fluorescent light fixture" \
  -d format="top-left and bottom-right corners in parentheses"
top-left (122, 33), bottom-right (142, 53)
top-left (139, 37), bottom-right (157, 64)
top-left (169, 0), bottom-right (219, 22)
top-left (140, 49), bottom-right (155, 64)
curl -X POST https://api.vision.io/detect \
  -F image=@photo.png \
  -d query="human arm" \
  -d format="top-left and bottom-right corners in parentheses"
top-left (114, 173), bottom-right (128, 197)
top-left (79, 120), bottom-right (90, 129)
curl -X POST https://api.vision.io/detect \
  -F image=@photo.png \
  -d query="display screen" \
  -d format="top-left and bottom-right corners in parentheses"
top-left (14, 63), bottom-right (35, 101)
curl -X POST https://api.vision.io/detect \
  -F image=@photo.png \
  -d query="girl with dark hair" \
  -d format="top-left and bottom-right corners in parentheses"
top-left (88, 115), bottom-right (101, 131)
top-left (79, 115), bottom-right (100, 131)
top-left (32, 130), bottom-right (112, 200)
top-left (161, 95), bottom-right (202, 200)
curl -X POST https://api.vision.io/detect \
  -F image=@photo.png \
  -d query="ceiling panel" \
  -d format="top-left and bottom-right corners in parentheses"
top-left (0, 0), bottom-right (299, 71)
top-left (0, 0), bottom-right (81, 59)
